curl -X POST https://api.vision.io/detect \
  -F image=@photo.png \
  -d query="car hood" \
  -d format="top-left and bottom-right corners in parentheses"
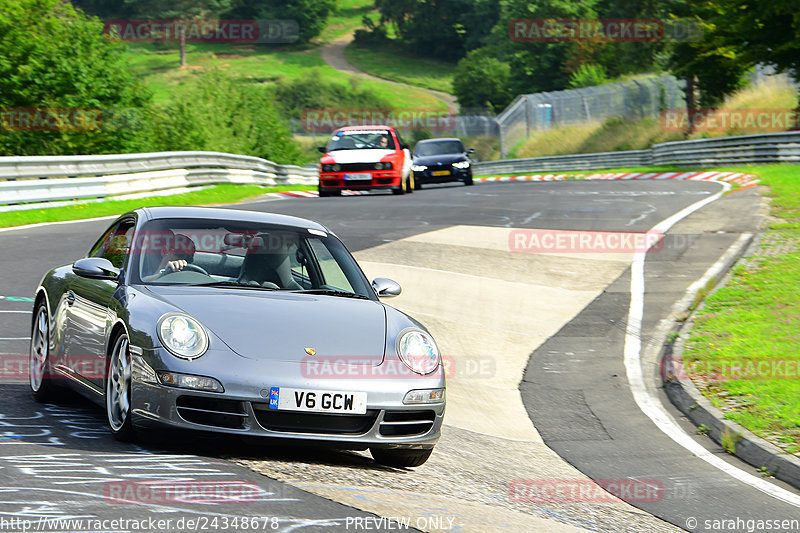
top-left (326, 149), bottom-right (396, 164)
top-left (143, 286), bottom-right (387, 365)
top-left (412, 154), bottom-right (468, 166)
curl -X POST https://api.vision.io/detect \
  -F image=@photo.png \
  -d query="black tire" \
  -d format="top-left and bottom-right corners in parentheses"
top-left (464, 176), bottom-right (474, 186)
top-left (406, 174), bottom-right (414, 193)
top-left (392, 186), bottom-right (405, 195)
top-left (30, 303), bottom-right (54, 402)
top-left (370, 447), bottom-right (433, 468)
top-left (413, 177), bottom-right (422, 190)
top-left (106, 332), bottom-right (136, 441)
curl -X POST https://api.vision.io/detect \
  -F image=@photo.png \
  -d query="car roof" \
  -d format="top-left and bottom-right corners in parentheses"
top-left (334, 125), bottom-right (396, 132)
top-left (135, 206), bottom-right (329, 232)
top-left (416, 138), bottom-right (462, 144)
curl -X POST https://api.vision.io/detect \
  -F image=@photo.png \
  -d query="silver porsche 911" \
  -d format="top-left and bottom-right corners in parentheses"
top-left (31, 206), bottom-right (445, 467)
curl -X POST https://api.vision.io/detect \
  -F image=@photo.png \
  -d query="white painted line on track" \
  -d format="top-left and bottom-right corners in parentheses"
top-left (0, 310), bottom-right (31, 313)
top-left (624, 181), bottom-right (800, 507)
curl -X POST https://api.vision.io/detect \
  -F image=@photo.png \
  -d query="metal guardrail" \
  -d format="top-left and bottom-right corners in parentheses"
top-left (474, 131), bottom-right (800, 176)
top-left (473, 150), bottom-right (651, 175)
top-left (1, 131), bottom-right (798, 207)
top-left (0, 151), bottom-right (318, 207)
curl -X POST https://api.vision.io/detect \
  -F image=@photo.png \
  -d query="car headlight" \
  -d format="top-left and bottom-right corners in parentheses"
top-left (374, 162), bottom-right (393, 170)
top-left (411, 164), bottom-right (427, 172)
top-left (452, 160), bottom-right (471, 169)
top-left (331, 163), bottom-right (340, 172)
top-left (397, 330), bottom-right (440, 375)
top-left (157, 313), bottom-right (209, 360)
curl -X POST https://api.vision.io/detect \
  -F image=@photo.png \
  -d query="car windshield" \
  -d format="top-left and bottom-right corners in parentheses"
top-left (414, 140), bottom-right (465, 156)
top-left (326, 130), bottom-right (395, 151)
top-left (131, 218), bottom-right (374, 298)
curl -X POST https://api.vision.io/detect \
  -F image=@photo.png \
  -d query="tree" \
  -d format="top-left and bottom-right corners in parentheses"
top-left (452, 50), bottom-right (512, 113)
top-left (124, 0), bottom-right (234, 67)
top-left (225, 0), bottom-right (337, 44)
top-left (372, 0), bottom-right (499, 61)
top-left (0, 0), bottom-right (151, 155)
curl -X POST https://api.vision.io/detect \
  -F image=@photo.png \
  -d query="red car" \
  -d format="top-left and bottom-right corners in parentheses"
top-left (317, 126), bottom-right (415, 197)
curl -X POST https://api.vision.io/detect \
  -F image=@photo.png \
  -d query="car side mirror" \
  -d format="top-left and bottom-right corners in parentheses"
top-left (400, 143), bottom-right (410, 150)
top-left (73, 257), bottom-right (120, 281)
top-left (317, 146), bottom-right (327, 154)
top-left (467, 148), bottom-right (475, 154)
top-left (371, 277), bottom-right (401, 298)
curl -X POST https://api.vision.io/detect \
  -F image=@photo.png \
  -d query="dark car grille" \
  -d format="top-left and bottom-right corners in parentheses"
top-left (252, 403), bottom-right (379, 435)
top-left (379, 410), bottom-right (436, 437)
top-left (176, 396), bottom-right (248, 429)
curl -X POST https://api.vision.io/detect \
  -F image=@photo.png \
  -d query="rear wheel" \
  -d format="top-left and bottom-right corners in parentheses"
top-left (370, 447), bottom-right (433, 468)
top-left (30, 303), bottom-right (54, 402)
top-left (106, 332), bottom-right (135, 441)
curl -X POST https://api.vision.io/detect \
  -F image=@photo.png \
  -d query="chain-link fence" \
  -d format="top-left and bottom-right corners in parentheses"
top-left (495, 75), bottom-right (686, 157)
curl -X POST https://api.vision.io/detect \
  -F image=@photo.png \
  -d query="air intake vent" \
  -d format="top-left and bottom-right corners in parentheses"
top-left (379, 410), bottom-right (436, 437)
top-left (176, 396), bottom-right (247, 429)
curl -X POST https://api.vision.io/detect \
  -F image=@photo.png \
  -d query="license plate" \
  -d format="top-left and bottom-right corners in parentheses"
top-left (269, 387), bottom-right (367, 414)
top-left (432, 170), bottom-right (451, 176)
top-left (344, 173), bottom-right (372, 181)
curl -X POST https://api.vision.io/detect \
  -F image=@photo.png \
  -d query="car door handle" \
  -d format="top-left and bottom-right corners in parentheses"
top-left (66, 291), bottom-right (75, 306)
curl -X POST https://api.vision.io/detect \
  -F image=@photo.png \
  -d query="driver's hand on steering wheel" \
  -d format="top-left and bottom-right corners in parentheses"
top-left (164, 259), bottom-right (187, 272)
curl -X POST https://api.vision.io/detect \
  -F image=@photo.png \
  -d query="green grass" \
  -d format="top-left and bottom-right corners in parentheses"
top-left (123, 43), bottom-right (446, 111)
top-left (681, 164), bottom-right (800, 455)
top-left (344, 42), bottom-right (456, 93)
top-left (0, 184), bottom-right (314, 229)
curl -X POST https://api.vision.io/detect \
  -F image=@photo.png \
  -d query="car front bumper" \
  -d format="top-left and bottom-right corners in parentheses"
top-left (130, 351), bottom-right (445, 449)
top-left (319, 171), bottom-right (402, 190)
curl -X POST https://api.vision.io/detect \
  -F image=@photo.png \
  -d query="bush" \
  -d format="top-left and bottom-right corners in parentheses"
top-left (270, 70), bottom-right (392, 119)
top-left (568, 64), bottom-right (608, 89)
top-left (145, 70), bottom-right (302, 164)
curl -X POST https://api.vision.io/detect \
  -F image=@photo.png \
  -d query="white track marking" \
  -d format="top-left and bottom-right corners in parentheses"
top-left (624, 181), bottom-right (800, 507)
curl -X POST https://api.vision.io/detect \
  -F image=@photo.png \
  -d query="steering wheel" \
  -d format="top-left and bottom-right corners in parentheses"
top-left (156, 263), bottom-right (210, 278)
top-left (181, 264), bottom-right (210, 276)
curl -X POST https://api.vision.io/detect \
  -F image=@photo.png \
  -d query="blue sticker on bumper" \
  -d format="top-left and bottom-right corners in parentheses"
top-left (269, 387), bottom-right (280, 409)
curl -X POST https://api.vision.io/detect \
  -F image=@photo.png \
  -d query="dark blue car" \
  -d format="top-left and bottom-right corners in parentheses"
top-left (411, 138), bottom-right (475, 189)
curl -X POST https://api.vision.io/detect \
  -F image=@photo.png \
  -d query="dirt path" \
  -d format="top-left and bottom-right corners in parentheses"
top-left (321, 32), bottom-right (459, 113)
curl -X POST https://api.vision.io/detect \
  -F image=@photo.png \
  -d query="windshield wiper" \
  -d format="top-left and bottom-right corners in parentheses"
top-left (292, 289), bottom-right (368, 299)
top-left (191, 281), bottom-right (278, 291)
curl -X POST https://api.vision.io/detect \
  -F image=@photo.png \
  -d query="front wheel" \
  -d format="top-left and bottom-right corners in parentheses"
top-left (464, 176), bottom-right (474, 186)
top-left (370, 447), bottom-right (433, 468)
top-left (30, 303), bottom-right (54, 402)
top-left (405, 174), bottom-right (415, 193)
top-left (106, 332), bottom-right (135, 441)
